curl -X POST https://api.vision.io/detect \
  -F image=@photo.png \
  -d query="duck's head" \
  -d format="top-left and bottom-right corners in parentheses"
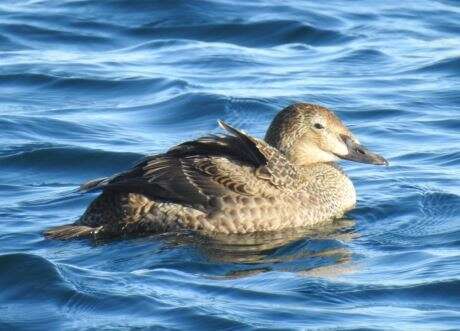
top-left (265, 103), bottom-right (388, 166)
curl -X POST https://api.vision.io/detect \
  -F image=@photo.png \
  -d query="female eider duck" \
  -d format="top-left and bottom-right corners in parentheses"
top-left (45, 103), bottom-right (387, 239)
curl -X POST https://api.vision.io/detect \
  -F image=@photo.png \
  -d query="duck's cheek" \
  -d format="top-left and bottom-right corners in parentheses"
top-left (323, 135), bottom-right (348, 156)
top-left (290, 141), bottom-right (339, 164)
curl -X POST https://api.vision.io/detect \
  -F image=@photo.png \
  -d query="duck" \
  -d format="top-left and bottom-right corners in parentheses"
top-left (45, 103), bottom-right (388, 240)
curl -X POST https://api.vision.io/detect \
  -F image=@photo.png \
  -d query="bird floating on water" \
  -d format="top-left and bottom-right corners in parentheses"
top-left (45, 103), bottom-right (388, 240)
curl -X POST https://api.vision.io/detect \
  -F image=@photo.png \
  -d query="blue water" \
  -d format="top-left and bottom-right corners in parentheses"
top-left (1, 1), bottom-right (459, 330)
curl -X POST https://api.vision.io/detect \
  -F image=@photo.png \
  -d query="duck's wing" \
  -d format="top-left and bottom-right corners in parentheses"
top-left (79, 121), bottom-right (302, 211)
top-left (214, 120), bottom-right (302, 189)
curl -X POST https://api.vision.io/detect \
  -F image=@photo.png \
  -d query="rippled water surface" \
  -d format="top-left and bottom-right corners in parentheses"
top-left (1, 1), bottom-right (459, 330)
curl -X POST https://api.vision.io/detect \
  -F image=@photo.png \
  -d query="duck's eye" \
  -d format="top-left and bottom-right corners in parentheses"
top-left (314, 123), bottom-right (324, 129)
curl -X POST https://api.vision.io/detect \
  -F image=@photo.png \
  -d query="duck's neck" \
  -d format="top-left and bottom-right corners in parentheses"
top-left (266, 137), bottom-right (357, 215)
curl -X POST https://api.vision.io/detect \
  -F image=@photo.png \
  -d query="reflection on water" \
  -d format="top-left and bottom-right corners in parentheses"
top-left (163, 219), bottom-right (356, 278)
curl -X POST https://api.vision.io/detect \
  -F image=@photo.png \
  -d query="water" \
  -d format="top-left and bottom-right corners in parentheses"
top-left (0, 1), bottom-right (459, 330)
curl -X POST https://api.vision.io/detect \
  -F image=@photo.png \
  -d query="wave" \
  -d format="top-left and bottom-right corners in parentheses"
top-left (409, 56), bottom-right (460, 75)
top-left (0, 73), bottom-right (190, 95)
top-left (1, 252), bottom-right (459, 330)
top-left (0, 146), bottom-right (142, 178)
top-left (130, 19), bottom-right (353, 48)
top-left (332, 49), bottom-right (391, 65)
top-left (0, 22), bottom-right (113, 50)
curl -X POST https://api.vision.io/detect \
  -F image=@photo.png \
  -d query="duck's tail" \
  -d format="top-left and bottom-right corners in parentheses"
top-left (44, 224), bottom-right (98, 240)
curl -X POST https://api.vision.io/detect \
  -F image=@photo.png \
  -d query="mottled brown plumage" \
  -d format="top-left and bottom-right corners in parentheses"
top-left (44, 103), bottom-right (387, 239)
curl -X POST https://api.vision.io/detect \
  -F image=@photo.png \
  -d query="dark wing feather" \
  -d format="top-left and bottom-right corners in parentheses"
top-left (83, 156), bottom-right (211, 208)
top-left (216, 120), bottom-right (267, 166)
top-left (79, 120), bottom-right (301, 210)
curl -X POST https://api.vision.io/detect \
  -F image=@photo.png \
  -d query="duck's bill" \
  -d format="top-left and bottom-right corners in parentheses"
top-left (339, 136), bottom-right (388, 166)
